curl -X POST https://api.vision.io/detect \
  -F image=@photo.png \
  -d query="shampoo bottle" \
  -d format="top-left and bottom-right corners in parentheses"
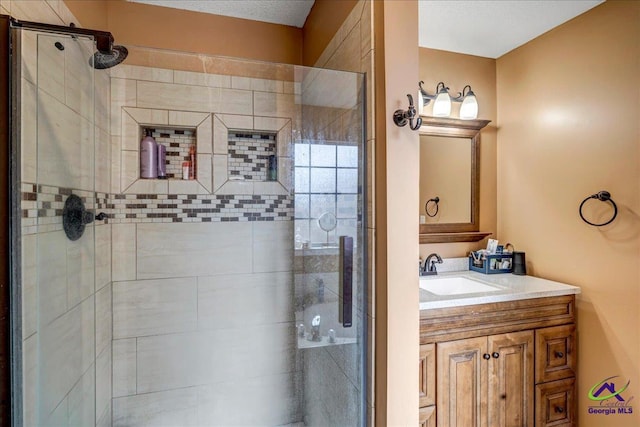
top-left (140, 129), bottom-right (158, 179)
top-left (157, 143), bottom-right (167, 179)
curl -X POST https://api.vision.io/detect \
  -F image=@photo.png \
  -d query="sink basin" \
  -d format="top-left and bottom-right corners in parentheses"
top-left (419, 276), bottom-right (501, 296)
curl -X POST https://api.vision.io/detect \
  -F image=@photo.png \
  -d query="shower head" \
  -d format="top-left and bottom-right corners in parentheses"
top-left (90, 45), bottom-right (128, 69)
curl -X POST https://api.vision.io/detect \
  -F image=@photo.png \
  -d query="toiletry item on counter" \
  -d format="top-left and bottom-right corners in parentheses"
top-left (267, 154), bottom-right (277, 181)
top-left (140, 129), bottom-right (158, 179)
top-left (189, 145), bottom-right (196, 180)
top-left (512, 251), bottom-right (527, 275)
top-left (157, 143), bottom-right (167, 179)
top-left (182, 161), bottom-right (190, 180)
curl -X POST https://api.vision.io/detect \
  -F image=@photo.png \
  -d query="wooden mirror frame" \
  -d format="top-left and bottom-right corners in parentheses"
top-left (419, 116), bottom-right (491, 243)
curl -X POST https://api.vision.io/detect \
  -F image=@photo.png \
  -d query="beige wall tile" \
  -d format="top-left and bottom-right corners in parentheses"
top-left (253, 116), bottom-right (289, 133)
top-left (40, 296), bottom-right (95, 416)
top-left (65, 37), bottom-right (94, 121)
top-left (22, 334), bottom-right (37, 427)
top-left (95, 224), bottom-right (112, 291)
top-left (95, 283), bottom-right (112, 356)
top-left (124, 107), bottom-right (169, 125)
top-left (250, 77), bottom-right (284, 93)
top-left (169, 111), bottom-right (209, 127)
top-left (230, 76), bottom-right (251, 90)
top-left (277, 157), bottom-right (293, 192)
top-left (136, 332), bottom-right (203, 393)
top-left (196, 116), bottom-right (213, 154)
top-left (216, 180), bottom-right (253, 195)
top-left (277, 121), bottom-right (293, 158)
top-left (68, 364), bottom-right (95, 427)
top-left (168, 179), bottom-right (207, 195)
top-left (112, 338), bottom-right (137, 398)
top-left (254, 91), bottom-right (298, 119)
top-left (213, 116), bottom-right (229, 154)
top-left (20, 30), bottom-right (37, 85)
top-left (20, 79), bottom-right (37, 184)
top-left (111, 136), bottom-right (122, 194)
top-left (21, 234), bottom-right (37, 339)
top-left (113, 277), bottom-right (197, 338)
top-left (95, 345), bottom-right (112, 427)
top-left (66, 226), bottom-right (95, 308)
top-left (10, 0), bottom-right (62, 24)
top-left (37, 230), bottom-right (67, 324)
top-left (137, 80), bottom-right (215, 112)
top-left (95, 69), bottom-right (111, 132)
top-left (212, 154), bottom-right (227, 192)
top-left (113, 388), bottom-right (198, 427)
top-left (218, 113), bottom-right (253, 130)
top-left (174, 70), bottom-right (231, 88)
top-left (36, 34), bottom-right (65, 105)
top-left (96, 126), bottom-right (111, 193)
top-left (196, 154), bottom-right (212, 193)
top-left (38, 89), bottom-right (94, 190)
top-left (252, 221), bottom-right (293, 273)
top-left (253, 181), bottom-right (288, 196)
top-left (111, 78), bottom-right (137, 136)
top-left (136, 222), bottom-right (252, 279)
top-left (112, 223), bottom-right (136, 282)
top-left (218, 88), bottom-right (253, 115)
top-left (197, 272), bottom-right (293, 331)
top-left (120, 150), bottom-right (138, 192)
top-left (125, 178), bottom-right (169, 195)
top-left (121, 111), bottom-right (141, 151)
top-left (110, 64), bottom-right (174, 83)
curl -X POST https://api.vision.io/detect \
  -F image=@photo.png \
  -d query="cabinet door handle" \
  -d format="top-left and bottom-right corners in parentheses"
top-left (554, 406), bottom-right (564, 414)
top-left (492, 352), bottom-right (500, 359)
top-left (555, 351), bottom-right (564, 358)
top-left (501, 394), bottom-right (507, 400)
top-left (483, 353), bottom-right (490, 360)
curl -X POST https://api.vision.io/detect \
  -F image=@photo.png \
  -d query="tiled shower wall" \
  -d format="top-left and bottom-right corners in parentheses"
top-left (108, 63), bottom-right (300, 425)
top-left (18, 24), bottom-right (113, 427)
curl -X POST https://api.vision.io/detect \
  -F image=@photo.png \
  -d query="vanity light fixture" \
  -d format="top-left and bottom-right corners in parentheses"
top-left (419, 81), bottom-right (479, 120)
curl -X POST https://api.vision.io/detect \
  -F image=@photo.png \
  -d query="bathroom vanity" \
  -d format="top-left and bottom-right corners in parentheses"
top-left (418, 272), bottom-right (580, 427)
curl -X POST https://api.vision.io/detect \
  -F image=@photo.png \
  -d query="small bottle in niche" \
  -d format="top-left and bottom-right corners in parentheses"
top-left (189, 145), bottom-right (196, 180)
top-left (140, 129), bottom-right (158, 179)
top-left (267, 155), bottom-right (277, 181)
top-left (182, 161), bottom-right (190, 180)
top-left (157, 143), bottom-right (167, 179)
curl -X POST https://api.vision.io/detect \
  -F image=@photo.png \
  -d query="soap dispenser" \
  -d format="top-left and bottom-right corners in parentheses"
top-left (140, 129), bottom-right (158, 179)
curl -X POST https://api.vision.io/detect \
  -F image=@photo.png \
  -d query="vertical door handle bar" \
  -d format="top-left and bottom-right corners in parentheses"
top-left (339, 236), bottom-right (353, 327)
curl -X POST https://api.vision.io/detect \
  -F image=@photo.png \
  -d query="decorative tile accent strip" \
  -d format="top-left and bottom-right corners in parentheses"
top-left (20, 183), bottom-right (293, 234)
top-left (228, 132), bottom-right (276, 181)
top-left (147, 127), bottom-right (196, 179)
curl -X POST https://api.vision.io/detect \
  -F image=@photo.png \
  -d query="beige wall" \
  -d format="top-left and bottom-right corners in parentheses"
top-left (376, 1), bottom-right (420, 425)
top-left (418, 48), bottom-right (497, 258)
top-left (64, 0), bottom-right (303, 65)
top-left (497, 2), bottom-right (639, 426)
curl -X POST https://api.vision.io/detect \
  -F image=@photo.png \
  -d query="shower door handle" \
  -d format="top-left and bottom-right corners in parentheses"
top-left (339, 236), bottom-right (353, 328)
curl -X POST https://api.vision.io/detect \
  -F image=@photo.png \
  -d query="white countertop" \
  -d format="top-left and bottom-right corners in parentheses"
top-left (419, 270), bottom-right (580, 310)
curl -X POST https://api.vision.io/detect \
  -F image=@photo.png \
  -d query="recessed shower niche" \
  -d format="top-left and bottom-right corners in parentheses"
top-left (140, 126), bottom-right (197, 180)
top-left (228, 131), bottom-right (277, 182)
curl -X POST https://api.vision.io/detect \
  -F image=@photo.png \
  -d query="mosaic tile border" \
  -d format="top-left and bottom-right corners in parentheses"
top-left (21, 183), bottom-right (293, 235)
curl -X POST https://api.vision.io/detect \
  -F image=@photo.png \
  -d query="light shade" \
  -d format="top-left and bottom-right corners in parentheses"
top-left (433, 91), bottom-right (451, 117)
top-left (459, 90), bottom-right (478, 120)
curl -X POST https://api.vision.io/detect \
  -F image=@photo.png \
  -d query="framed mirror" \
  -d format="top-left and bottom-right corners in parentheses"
top-left (419, 116), bottom-right (491, 243)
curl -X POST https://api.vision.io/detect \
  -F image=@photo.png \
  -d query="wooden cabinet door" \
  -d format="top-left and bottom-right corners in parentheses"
top-left (437, 337), bottom-right (488, 427)
top-left (535, 378), bottom-right (576, 427)
top-left (487, 331), bottom-right (534, 427)
top-left (535, 325), bottom-right (576, 383)
top-left (419, 406), bottom-right (436, 427)
top-left (420, 343), bottom-right (436, 408)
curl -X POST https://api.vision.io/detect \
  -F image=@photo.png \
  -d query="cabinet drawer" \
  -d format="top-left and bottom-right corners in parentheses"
top-left (419, 343), bottom-right (436, 408)
top-left (535, 378), bottom-right (575, 427)
top-left (419, 405), bottom-right (436, 427)
top-left (535, 325), bottom-right (576, 383)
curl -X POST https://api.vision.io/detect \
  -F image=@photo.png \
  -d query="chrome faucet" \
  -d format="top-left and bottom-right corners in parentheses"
top-left (422, 253), bottom-right (443, 276)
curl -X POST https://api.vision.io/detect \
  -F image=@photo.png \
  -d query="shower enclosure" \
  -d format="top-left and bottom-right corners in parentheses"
top-left (6, 19), bottom-right (367, 426)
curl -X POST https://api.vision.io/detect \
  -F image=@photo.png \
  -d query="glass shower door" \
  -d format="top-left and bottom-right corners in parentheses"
top-left (294, 67), bottom-right (366, 426)
top-left (19, 29), bottom-right (99, 426)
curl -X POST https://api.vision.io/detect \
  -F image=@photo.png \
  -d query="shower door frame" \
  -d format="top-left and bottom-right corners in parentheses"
top-left (0, 14), bottom-right (12, 427)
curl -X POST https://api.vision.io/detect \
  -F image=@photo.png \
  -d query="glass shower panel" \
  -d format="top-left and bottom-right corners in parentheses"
top-left (295, 66), bottom-right (366, 426)
top-left (32, 32), bottom-right (97, 426)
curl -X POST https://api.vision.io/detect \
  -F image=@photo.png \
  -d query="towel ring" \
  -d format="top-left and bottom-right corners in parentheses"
top-left (425, 196), bottom-right (440, 217)
top-left (579, 191), bottom-right (617, 227)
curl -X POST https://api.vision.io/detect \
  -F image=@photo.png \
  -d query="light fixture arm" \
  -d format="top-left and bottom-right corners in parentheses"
top-left (393, 94), bottom-right (422, 131)
top-left (450, 85), bottom-right (473, 102)
top-left (419, 81), bottom-right (449, 105)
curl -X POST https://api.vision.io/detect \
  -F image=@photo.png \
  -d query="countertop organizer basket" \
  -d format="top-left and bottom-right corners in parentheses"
top-left (469, 251), bottom-right (513, 274)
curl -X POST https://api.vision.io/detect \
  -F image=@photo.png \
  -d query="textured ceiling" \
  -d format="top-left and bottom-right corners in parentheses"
top-left (419, 0), bottom-right (604, 58)
top-left (128, 0), bottom-right (316, 28)
top-left (128, 0), bottom-right (604, 58)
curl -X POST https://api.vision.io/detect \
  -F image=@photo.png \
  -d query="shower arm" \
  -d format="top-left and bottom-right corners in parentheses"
top-left (10, 17), bottom-right (114, 53)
